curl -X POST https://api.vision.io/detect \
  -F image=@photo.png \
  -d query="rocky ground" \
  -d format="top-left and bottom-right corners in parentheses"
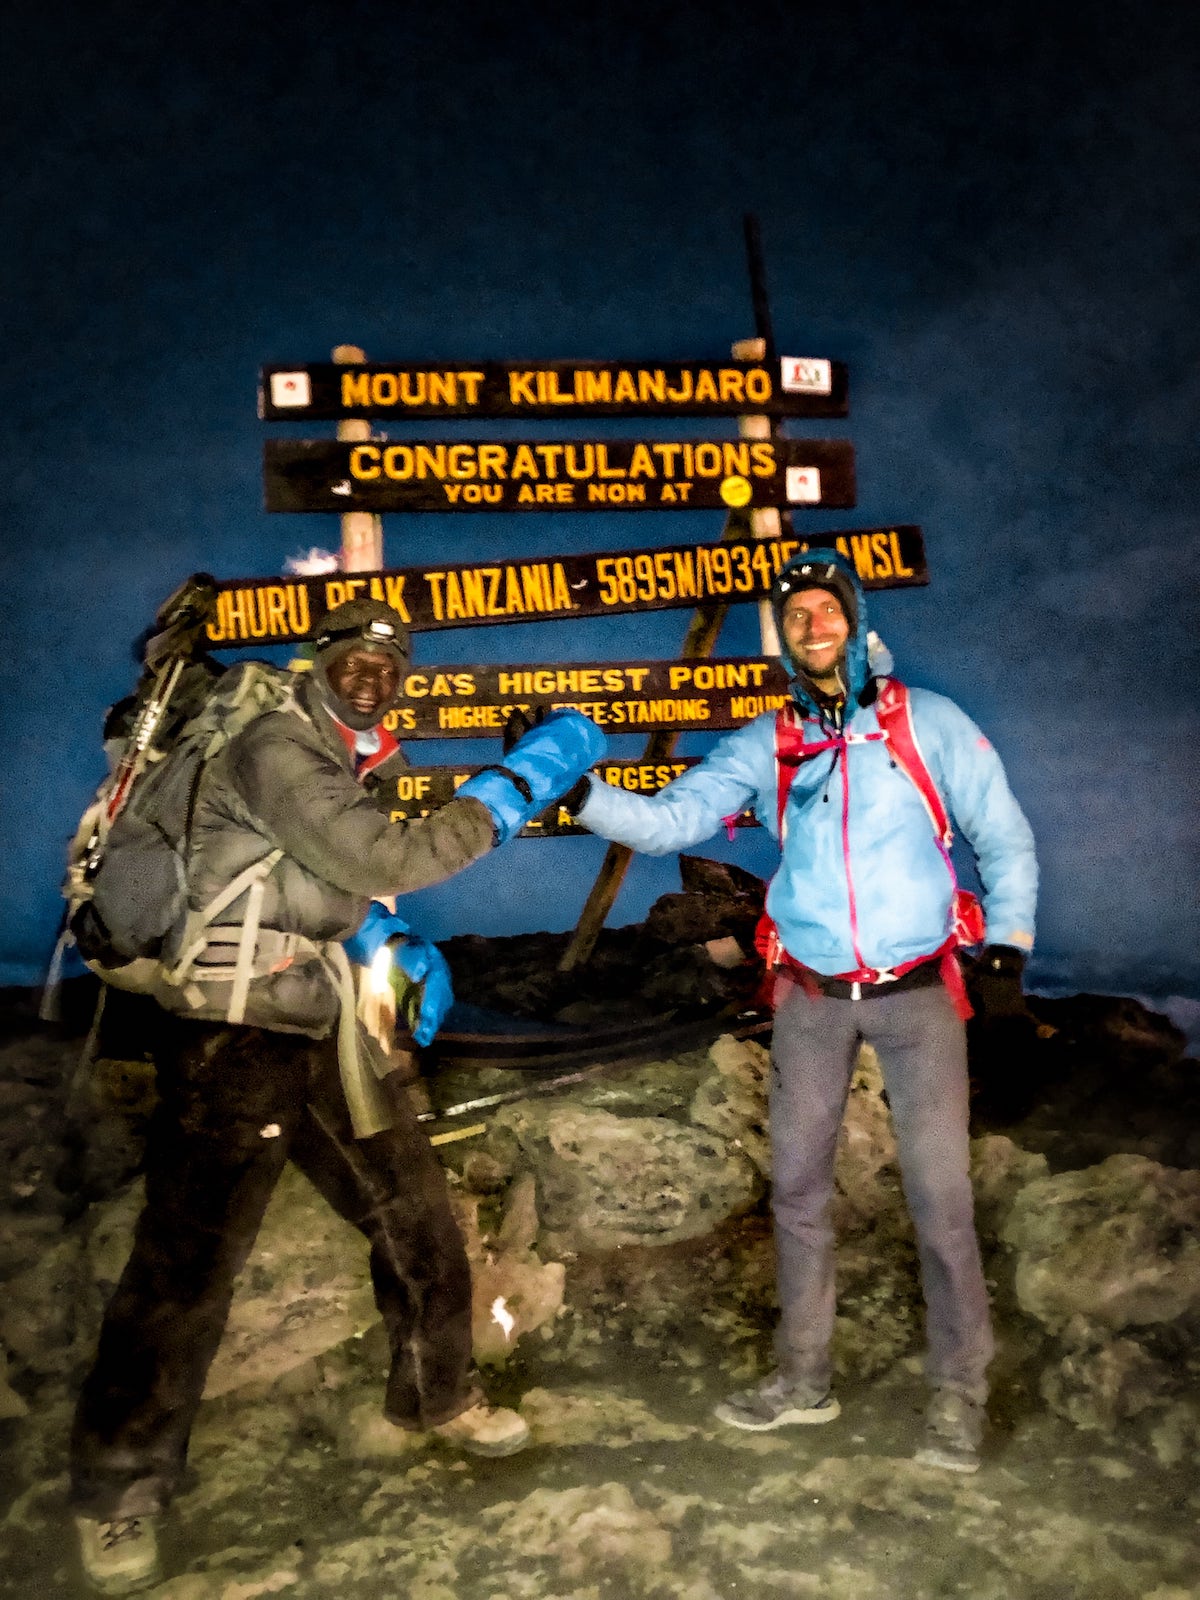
top-left (1, 864), bottom-right (1198, 1599)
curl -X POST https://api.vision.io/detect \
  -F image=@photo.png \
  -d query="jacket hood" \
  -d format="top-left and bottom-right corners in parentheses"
top-left (772, 547), bottom-right (872, 713)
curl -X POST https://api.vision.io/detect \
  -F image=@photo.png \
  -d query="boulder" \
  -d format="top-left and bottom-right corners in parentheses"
top-left (494, 1097), bottom-right (761, 1253)
top-left (1040, 1332), bottom-right (1169, 1431)
top-left (689, 1034), bottom-right (771, 1176)
top-left (1001, 1152), bottom-right (1200, 1333)
top-left (481, 1483), bottom-right (673, 1582)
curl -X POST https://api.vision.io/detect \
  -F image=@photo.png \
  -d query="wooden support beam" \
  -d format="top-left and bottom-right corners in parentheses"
top-left (557, 502), bottom-right (753, 973)
top-left (332, 344), bottom-right (383, 573)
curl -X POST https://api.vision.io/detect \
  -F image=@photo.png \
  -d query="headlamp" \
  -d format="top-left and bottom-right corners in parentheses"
top-left (314, 618), bottom-right (399, 653)
top-left (775, 561), bottom-right (840, 594)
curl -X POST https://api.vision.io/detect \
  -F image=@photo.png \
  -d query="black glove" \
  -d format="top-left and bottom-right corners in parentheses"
top-left (557, 774), bottom-right (592, 817)
top-left (500, 706), bottom-right (590, 820)
top-left (972, 944), bottom-right (1028, 1021)
top-left (503, 705), bottom-right (545, 754)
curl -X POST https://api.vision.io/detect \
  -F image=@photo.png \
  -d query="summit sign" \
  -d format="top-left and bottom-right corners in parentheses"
top-left (263, 436), bottom-right (857, 514)
top-left (260, 357), bottom-right (849, 421)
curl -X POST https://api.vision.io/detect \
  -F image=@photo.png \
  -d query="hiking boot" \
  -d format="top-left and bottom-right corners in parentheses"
top-left (713, 1371), bottom-right (840, 1432)
top-left (432, 1401), bottom-right (531, 1457)
top-left (914, 1388), bottom-right (984, 1473)
top-left (75, 1514), bottom-right (160, 1595)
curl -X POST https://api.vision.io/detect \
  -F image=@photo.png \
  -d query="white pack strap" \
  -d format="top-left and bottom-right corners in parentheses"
top-left (167, 848), bottom-right (284, 992)
top-left (324, 943), bottom-right (396, 1140)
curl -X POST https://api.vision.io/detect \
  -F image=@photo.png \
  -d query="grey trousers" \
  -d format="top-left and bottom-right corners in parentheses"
top-left (769, 978), bottom-right (993, 1401)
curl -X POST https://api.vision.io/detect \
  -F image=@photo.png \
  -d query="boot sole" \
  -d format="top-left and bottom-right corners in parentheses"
top-left (713, 1397), bottom-right (841, 1431)
top-left (439, 1430), bottom-right (532, 1457)
top-left (82, 1564), bottom-right (161, 1597)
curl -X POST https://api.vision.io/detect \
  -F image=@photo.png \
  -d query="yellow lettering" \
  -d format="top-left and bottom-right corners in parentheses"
top-left (371, 372), bottom-right (398, 406)
top-left (350, 444), bottom-right (381, 479)
top-left (341, 372), bottom-right (371, 407)
top-left (511, 445), bottom-right (539, 479)
top-left (694, 369), bottom-right (719, 403)
top-left (521, 564), bottom-right (549, 611)
top-left (578, 370), bottom-right (612, 404)
top-left (264, 586), bottom-right (287, 637)
top-left (628, 443), bottom-right (656, 478)
top-left (286, 584), bottom-right (310, 636)
top-left (473, 443), bottom-right (506, 481)
top-left (425, 572), bottom-right (446, 621)
top-left (638, 369), bottom-right (666, 403)
top-left (869, 532), bottom-right (894, 578)
top-left (718, 369), bottom-right (745, 404)
top-left (508, 371), bottom-right (537, 406)
top-left (613, 370), bottom-right (638, 403)
top-left (750, 442), bottom-right (776, 477)
top-left (564, 443), bottom-right (595, 479)
top-left (849, 535), bottom-right (875, 581)
top-left (414, 443), bottom-right (447, 479)
top-left (382, 445), bottom-right (414, 480)
top-left (400, 372), bottom-right (427, 406)
top-left (546, 369), bottom-right (575, 404)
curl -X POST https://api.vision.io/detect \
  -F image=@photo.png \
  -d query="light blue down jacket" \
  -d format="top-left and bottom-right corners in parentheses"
top-left (576, 552), bottom-right (1037, 977)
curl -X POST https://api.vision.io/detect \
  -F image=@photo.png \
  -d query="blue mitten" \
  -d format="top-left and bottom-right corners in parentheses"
top-left (344, 904), bottom-right (453, 1047)
top-left (343, 901), bottom-right (409, 966)
top-left (393, 935), bottom-right (454, 1047)
top-left (457, 708), bottom-right (607, 844)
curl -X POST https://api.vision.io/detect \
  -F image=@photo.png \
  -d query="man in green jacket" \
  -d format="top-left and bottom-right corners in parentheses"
top-left (70, 596), bottom-right (604, 1595)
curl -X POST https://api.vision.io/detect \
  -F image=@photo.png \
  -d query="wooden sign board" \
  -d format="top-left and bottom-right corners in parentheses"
top-left (260, 358), bottom-right (848, 421)
top-left (378, 759), bottom-right (760, 837)
top-left (373, 657), bottom-right (790, 739)
top-left (262, 436), bottom-right (856, 514)
top-left (206, 527), bottom-right (926, 646)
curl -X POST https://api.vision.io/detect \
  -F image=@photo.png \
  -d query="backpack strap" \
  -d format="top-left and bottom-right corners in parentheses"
top-left (165, 848), bottom-right (284, 1018)
top-left (872, 678), bottom-right (951, 847)
top-left (873, 677), bottom-right (985, 954)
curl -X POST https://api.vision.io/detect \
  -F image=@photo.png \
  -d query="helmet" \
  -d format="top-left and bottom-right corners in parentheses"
top-left (771, 556), bottom-right (858, 637)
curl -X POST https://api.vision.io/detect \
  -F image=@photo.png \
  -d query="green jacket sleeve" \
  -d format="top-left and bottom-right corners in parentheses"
top-left (228, 714), bottom-right (495, 898)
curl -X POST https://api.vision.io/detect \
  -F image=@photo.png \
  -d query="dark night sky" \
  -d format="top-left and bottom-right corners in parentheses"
top-left (2, 0), bottom-right (1197, 998)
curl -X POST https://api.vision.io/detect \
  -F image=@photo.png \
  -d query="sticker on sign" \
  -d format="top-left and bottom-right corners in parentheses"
top-left (780, 357), bottom-right (833, 395)
top-left (270, 372), bottom-right (313, 408)
top-left (785, 466), bottom-right (822, 503)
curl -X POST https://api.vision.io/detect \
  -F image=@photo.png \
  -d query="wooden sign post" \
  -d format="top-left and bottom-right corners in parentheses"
top-left (333, 345), bottom-right (383, 572)
top-left (251, 222), bottom-right (928, 975)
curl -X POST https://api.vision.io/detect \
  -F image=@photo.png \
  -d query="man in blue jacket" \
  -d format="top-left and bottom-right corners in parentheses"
top-left (573, 550), bottom-right (1036, 1472)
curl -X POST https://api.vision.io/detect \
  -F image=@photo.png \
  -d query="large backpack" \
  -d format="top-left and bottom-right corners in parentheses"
top-left (61, 660), bottom-right (296, 994)
top-left (755, 677), bottom-right (984, 1001)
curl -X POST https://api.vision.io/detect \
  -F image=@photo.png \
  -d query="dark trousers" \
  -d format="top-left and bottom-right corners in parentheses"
top-left (70, 1016), bottom-right (480, 1519)
top-left (769, 979), bottom-right (993, 1402)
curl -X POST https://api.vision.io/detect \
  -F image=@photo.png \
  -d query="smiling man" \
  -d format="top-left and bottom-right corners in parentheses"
top-left (569, 549), bottom-right (1037, 1474)
top-left (69, 595), bottom-right (605, 1593)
